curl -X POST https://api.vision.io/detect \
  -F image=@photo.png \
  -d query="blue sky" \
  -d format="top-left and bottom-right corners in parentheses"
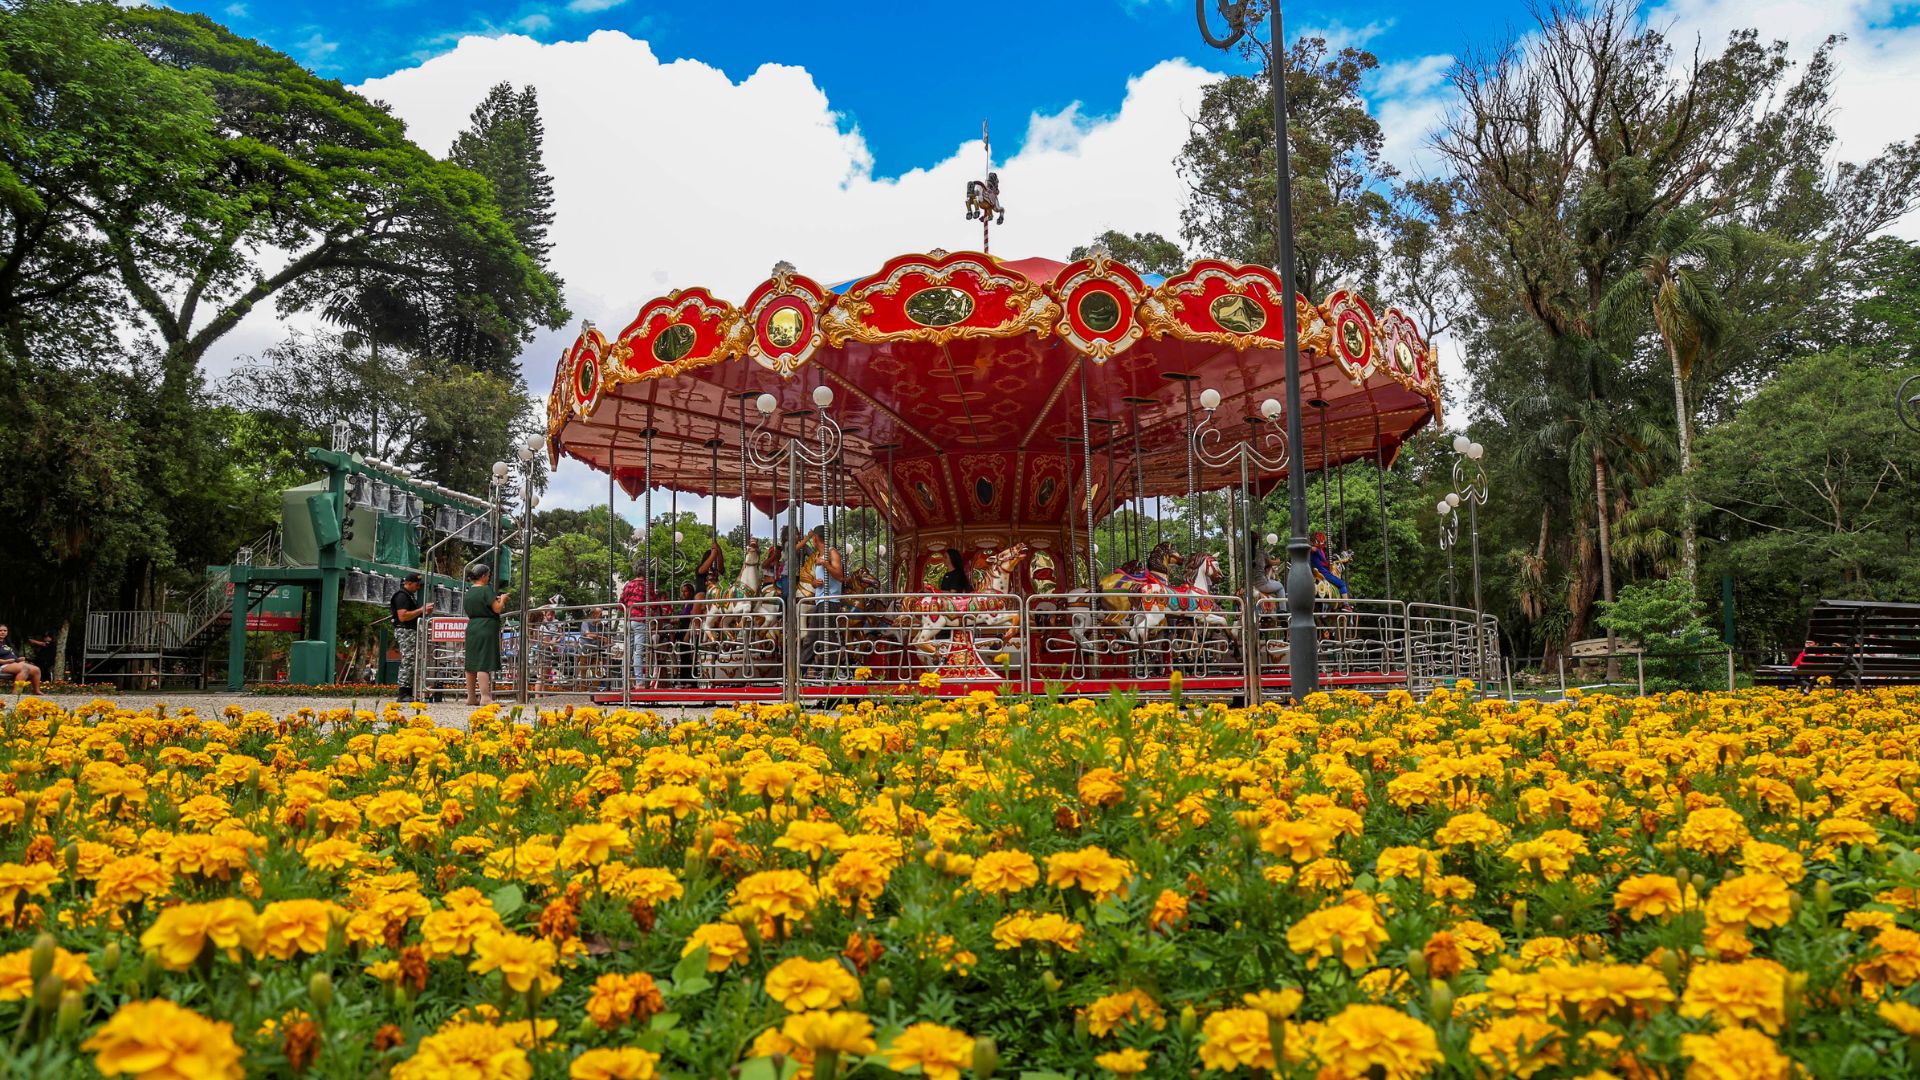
top-left (188, 0), bottom-right (1531, 177)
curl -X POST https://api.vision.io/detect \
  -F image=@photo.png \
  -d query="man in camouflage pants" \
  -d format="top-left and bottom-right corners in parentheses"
top-left (389, 573), bottom-right (435, 701)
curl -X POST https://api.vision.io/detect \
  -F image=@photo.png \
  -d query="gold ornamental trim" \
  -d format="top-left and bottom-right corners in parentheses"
top-left (822, 256), bottom-right (1061, 347)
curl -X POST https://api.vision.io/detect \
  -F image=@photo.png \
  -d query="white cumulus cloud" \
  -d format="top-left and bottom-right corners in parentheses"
top-left (346, 30), bottom-right (1219, 512)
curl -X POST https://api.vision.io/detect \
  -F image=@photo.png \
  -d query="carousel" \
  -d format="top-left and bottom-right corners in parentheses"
top-left (543, 233), bottom-right (1498, 702)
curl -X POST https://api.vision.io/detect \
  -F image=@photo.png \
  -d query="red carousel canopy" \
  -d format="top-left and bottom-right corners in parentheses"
top-left (546, 250), bottom-right (1441, 535)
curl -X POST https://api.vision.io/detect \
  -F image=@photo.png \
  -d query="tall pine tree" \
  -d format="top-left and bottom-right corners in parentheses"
top-left (437, 82), bottom-right (566, 376)
top-left (452, 83), bottom-right (556, 263)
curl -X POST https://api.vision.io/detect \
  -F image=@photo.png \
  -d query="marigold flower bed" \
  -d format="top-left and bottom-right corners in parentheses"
top-left (4, 685), bottom-right (1920, 1078)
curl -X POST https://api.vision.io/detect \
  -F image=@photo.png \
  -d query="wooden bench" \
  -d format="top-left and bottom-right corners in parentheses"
top-left (1755, 600), bottom-right (1920, 688)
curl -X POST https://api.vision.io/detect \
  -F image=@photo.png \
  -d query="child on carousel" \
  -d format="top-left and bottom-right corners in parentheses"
top-left (1310, 531), bottom-right (1348, 597)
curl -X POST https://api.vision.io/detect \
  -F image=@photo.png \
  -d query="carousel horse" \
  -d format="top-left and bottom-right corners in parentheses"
top-left (838, 567), bottom-right (906, 668)
top-left (1062, 541), bottom-right (1185, 659)
top-left (700, 539), bottom-right (780, 679)
top-left (962, 542), bottom-right (1031, 659)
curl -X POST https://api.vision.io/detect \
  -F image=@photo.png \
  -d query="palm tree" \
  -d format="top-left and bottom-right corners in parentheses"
top-left (1602, 208), bottom-right (1730, 591)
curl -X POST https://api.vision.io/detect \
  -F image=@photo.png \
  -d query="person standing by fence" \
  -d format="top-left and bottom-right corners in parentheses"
top-left (463, 564), bottom-right (508, 706)
top-left (389, 573), bottom-right (434, 702)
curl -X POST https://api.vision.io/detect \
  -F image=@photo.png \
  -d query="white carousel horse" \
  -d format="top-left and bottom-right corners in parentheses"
top-left (701, 539), bottom-right (780, 679)
top-left (962, 542), bottom-right (1031, 659)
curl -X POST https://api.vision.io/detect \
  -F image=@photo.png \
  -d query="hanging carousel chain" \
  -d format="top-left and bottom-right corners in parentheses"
top-left (1078, 363), bottom-right (1097, 588)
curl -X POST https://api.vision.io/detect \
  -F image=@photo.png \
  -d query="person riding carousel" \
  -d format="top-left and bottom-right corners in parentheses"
top-left (806, 525), bottom-right (846, 608)
top-left (1310, 531), bottom-right (1348, 597)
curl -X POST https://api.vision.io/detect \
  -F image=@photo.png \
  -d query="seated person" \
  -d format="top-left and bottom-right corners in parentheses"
top-left (1310, 531), bottom-right (1349, 597)
top-left (0, 623), bottom-right (42, 694)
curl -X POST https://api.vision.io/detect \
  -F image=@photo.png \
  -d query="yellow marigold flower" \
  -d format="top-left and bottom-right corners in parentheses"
top-left (1878, 1000), bottom-right (1920, 1037)
top-left (682, 923), bottom-right (749, 972)
top-left (764, 956), bottom-right (862, 1013)
top-left (1614, 874), bottom-right (1684, 920)
top-left (1083, 989), bottom-right (1165, 1036)
top-left (1375, 846), bottom-right (1429, 879)
top-left (421, 894), bottom-right (507, 959)
top-left (364, 789), bottom-right (425, 828)
top-left (557, 822), bottom-right (634, 867)
top-left (1817, 816), bottom-right (1879, 848)
top-left (1259, 818), bottom-right (1336, 863)
top-left (1310, 1004), bottom-right (1442, 1080)
top-left (1860, 926), bottom-right (1920, 987)
top-left (1241, 988), bottom-right (1302, 1020)
top-left (1434, 812), bottom-right (1507, 848)
top-left (254, 899), bottom-right (344, 960)
top-left (1704, 873), bottom-right (1794, 931)
top-left (733, 869), bottom-right (818, 922)
top-left (301, 838), bottom-right (364, 873)
top-left (780, 1009), bottom-right (877, 1054)
top-left (0, 862), bottom-right (57, 911)
top-left (604, 865), bottom-right (685, 906)
top-left (822, 850), bottom-right (893, 911)
top-left (93, 855), bottom-right (171, 906)
top-left (885, 1022), bottom-right (974, 1080)
top-left (569, 1047), bottom-right (660, 1080)
top-left (990, 910), bottom-right (1085, 952)
top-left (0, 945), bottom-right (93, 1001)
top-left (1286, 899), bottom-right (1388, 971)
top-left (1094, 1048), bottom-right (1151, 1076)
top-left (82, 999), bottom-right (243, 1080)
top-left (774, 820), bottom-right (851, 861)
top-left (1148, 888), bottom-right (1188, 932)
top-left (1537, 963), bottom-right (1676, 1021)
top-left (140, 899), bottom-right (258, 971)
top-left (970, 850), bottom-right (1040, 894)
top-left (1682, 959), bottom-right (1787, 1033)
top-left (1197, 1008), bottom-right (1274, 1072)
top-left (392, 1021), bottom-right (531, 1080)
top-left (1739, 841), bottom-right (1805, 884)
top-left (1680, 1026), bottom-right (1790, 1080)
top-left (1044, 845), bottom-right (1134, 902)
top-left (468, 931), bottom-right (560, 995)
top-left (1468, 1015), bottom-right (1561, 1078)
top-left (1077, 767), bottom-right (1125, 809)
top-left (1679, 806), bottom-right (1751, 856)
top-left (918, 672), bottom-right (942, 691)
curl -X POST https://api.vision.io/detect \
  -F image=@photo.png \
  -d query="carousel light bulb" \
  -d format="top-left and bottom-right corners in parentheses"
top-left (1468, 441), bottom-right (1485, 460)
top-left (522, 433), bottom-right (545, 455)
top-left (526, 492), bottom-right (540, 510)
top-left (756, 393), bottom-right (777, 415)
top-left (1453, 433), bottom-right (1471, 455)
top-left (812, 384), bottom-right (834, 409)
top-left (1260, 398), bottom-right (1283, 420)
top-left (632, 528), bottom-right (645, 544)
top-left (1199, 388), bottom-right (1222, 412)
top-left (877, 545), bottom-right (887, 557)
top-left (1446, 491), bottom-right (1462, 508)
top-left (1265, 532), bottom-right (1279, 547)
top-left (491, 462), bottom-right (510, 481)
top-left (516, 446), bottom-right (534, 463)
top-left (1437, 499), bottom-right (1452, 516)
top-left (673, 530), bottom-right (684, 545)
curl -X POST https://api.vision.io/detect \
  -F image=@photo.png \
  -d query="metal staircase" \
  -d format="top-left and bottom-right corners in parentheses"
top-left (83, 529), bottom-right (285, 685)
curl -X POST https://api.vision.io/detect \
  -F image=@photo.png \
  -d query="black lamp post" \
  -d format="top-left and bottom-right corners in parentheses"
top-left (1196, 0), bottom-right (1317, 697)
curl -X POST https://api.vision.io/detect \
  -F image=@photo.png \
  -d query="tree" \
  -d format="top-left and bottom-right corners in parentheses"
top-left (443, 82), bottom-right (566, 376)
top-left (1068, 231), bottom-right (1186, 276)
top-left (0, 0), bottom-right (213, 359)
top-left (451, 83), bottom-right (556, 263)
top-left (1600, 207), bottom-right (1731, 589)
top-left (1435, 0), bottom-right (1920, 647)
top-left (89, 6), bottom-right (564, 395)
top-left (1177, 34), bottom-right (1395, 296)
top-left (220, 331), bottom-right (535, 497)
top-left (1656, 352), bottom-right (1920, 653)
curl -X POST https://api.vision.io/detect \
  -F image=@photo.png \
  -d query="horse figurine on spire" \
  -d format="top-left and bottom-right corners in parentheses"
top-left (963, 121), bottom-right (1004, 253)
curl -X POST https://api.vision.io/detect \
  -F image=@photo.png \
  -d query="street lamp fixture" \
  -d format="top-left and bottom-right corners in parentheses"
top-left (1196, 0), bottom-right (1319, 699)
top-left (1191, 386), bottom-right (1289, 705)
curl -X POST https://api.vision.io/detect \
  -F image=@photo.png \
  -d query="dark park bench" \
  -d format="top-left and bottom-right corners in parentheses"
top-left (1756, 600), bottom-right (1920, 688)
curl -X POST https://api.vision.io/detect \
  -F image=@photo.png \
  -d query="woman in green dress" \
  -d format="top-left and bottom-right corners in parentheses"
top-left (462, 563), bottom-right (509, 705)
